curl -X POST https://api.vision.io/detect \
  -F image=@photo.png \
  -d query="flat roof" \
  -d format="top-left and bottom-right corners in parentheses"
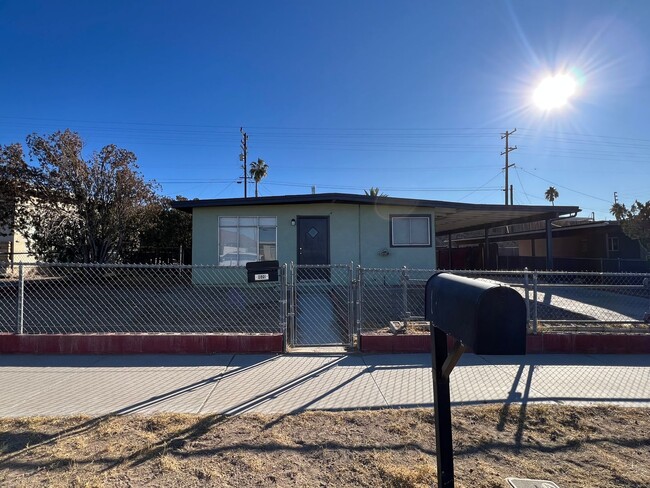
top-left (172, 193), bottom-right (581, 235)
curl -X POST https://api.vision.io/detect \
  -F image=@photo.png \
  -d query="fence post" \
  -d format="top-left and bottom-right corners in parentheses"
top-left (645, 275), bottom-right (650, 324)
top-left (356, 265), bottom-right (362, 346)
top-left (280, 263), bottom-right (288, 351)
top-left (288, 262), bottom-right (296, 347)
top-left (16, 262), bottom-right (24, 334)
top-left (401, 266), bottom-right (409, 329)
top-left (523, 267), bottom-right (530, 331)
top-left (9, 241), bottom-right (15, 274)
top-left (532, 271), bottom-right (538, 334)
top-left (347, 262), bottom-right (354, 346)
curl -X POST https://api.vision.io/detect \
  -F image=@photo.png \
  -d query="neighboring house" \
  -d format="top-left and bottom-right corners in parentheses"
top-left (172, 193), bottom-right (580, 270)
top-left (0, 221), bottom-right (35, 275)
top-left (515, 219), bottom-right (649, 271)
top-left (450, 218), bottom-right (649, 271)
top-left (1, 195), bottom-right (37, 274)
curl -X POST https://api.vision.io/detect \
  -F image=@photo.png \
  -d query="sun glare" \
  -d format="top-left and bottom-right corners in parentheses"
top-left (533, 74), bottom-right (578, 110)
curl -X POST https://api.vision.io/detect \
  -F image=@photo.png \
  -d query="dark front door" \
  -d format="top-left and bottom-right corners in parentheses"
top-left (297, 216), bottom-right (330, 280)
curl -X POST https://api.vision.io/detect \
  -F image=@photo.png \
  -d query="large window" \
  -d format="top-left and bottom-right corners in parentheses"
top-left (390, 215), bottom-right (431, 247)
top-left (219, 216), bottom-right (277, 266)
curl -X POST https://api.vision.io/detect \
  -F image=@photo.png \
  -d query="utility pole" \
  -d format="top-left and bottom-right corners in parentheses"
top-left (240, 128), bottom-right (249, 198)
top-left (501, 128), bottom-right (517, 205)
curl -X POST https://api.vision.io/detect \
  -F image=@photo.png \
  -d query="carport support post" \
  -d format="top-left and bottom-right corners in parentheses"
top-left (447, 232), bottom-right (452, 269)
top-left (483, 227), bottom-right (489, 269)
top-left (431, 327), bottom-right (454, 487)
top-left (532, 272), bottom-right (539, 334)
top-left (545, 218), bottom-right (554, 270)
top-left (16, 262), bottom-right (24, 334)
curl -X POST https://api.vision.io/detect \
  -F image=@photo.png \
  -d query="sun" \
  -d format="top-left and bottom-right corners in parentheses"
top-left (533, 74), bottom-right (578, 110)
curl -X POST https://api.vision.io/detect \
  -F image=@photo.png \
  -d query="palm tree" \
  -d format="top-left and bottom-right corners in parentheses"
top-left (610, 202), bottom-right (626, 220)
top-left (364, 187), bottom-right (387, 197)
top-left (544, 186), bottom-right (559, 206)
top-left (249, 158), bottom-right (268, 197)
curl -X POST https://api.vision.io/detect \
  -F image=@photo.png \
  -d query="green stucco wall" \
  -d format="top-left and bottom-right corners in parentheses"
top-left (192, 202), bottom-right (436, 269)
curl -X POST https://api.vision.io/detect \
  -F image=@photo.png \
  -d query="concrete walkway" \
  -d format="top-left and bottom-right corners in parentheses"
top-left (0, 353), bottom-right (648, 417)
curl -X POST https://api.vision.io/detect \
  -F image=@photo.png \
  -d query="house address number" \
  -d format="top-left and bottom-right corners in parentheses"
top-left (254, 273), bottom-right (270, 281)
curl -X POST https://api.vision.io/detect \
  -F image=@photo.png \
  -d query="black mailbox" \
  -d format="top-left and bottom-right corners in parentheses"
top-left (245, 260), bottom-right (279, 283)
top-left (426, 272), bottom-right (526, 355)
top-left (425, 272), bottom-right (528, 487)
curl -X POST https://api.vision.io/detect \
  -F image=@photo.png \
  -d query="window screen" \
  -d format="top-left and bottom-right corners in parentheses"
top-left (391, 216), bottom-right (431, 246)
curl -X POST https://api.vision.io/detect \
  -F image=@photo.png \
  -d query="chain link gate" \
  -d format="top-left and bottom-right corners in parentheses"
top-left (288, 263), bottom-right (355, 347)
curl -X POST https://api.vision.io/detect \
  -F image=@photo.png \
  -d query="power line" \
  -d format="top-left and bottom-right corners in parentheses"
top-left (513, 166), bottom-right (531, 204)
top-left (458, 170), bottom-right (504, 201)
top-left (4, 115), bottom-right (650, 147)
top-left (518, 167), bottom-right (612, 203)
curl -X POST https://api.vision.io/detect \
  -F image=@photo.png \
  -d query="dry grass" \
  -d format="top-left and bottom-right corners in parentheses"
top-left (0, 405), bottom-right (648, 487)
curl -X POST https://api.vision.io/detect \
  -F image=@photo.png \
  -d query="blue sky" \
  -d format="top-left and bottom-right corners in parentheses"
top-left (1, 1), bottom-right (649, 219)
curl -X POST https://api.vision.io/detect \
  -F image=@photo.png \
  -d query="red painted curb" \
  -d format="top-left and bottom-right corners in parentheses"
top-left (359, 334), bottom-right (454, 354)
top-left (526, 335), bottom-right (544, 354)
top-left (0, 334), bottom-right (284, 354)
top-left (628, 334), bottom-right (650, 354)
top-left (1, 333), bottom-right (647, 355)
top-left (542, 333), bottom-right (575, 354)
top-left (360, 333), bottom-right (650, 354)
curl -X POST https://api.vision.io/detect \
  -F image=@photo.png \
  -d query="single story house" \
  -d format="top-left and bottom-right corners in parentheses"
top-left (172, 193), bottom-right (580, 270)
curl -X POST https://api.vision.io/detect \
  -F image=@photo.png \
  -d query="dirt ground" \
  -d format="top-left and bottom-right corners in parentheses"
top-left (0, 405), bottom-right (648, 488)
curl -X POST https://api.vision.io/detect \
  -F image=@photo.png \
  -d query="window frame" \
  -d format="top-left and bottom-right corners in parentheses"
top-left (389, 214), bottom-right (432, 248)
top-left (607, 236), bottom-right (619, 253)
top-left (218, 216), bottom-right (277, 266)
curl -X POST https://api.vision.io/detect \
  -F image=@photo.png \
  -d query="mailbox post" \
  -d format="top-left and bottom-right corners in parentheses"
top-left (425, 273), bottom-right (527, 487)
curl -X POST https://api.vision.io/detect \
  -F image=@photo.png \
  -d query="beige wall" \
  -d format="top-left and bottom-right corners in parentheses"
top-left (0, 228), bottom-right (31, 257)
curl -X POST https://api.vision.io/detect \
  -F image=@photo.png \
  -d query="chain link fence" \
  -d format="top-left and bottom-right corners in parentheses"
top-left (0, 263), bottom-right (285, 335)
top-left (289, 264), bottom-right (354, 347)
top-left (358, 268), bottom-right (533, 334)
top-left (1, 263), bottom-right (648, 339)
top-left (531, 271), bottom-right (650, 332)
top-left (358, 268), bottom-right (650, 335)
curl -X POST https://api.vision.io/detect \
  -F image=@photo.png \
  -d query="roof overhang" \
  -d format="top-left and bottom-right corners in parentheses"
top-left (172, 193), bottom-right (580, 235)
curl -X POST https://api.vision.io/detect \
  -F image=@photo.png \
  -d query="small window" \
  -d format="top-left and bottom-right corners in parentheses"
top-left (391, 215), bottom-right (431, 247)
top-left (607, 236), bottom-right (619, 252)
top-left (219, 216), bottom-right (277, 266)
